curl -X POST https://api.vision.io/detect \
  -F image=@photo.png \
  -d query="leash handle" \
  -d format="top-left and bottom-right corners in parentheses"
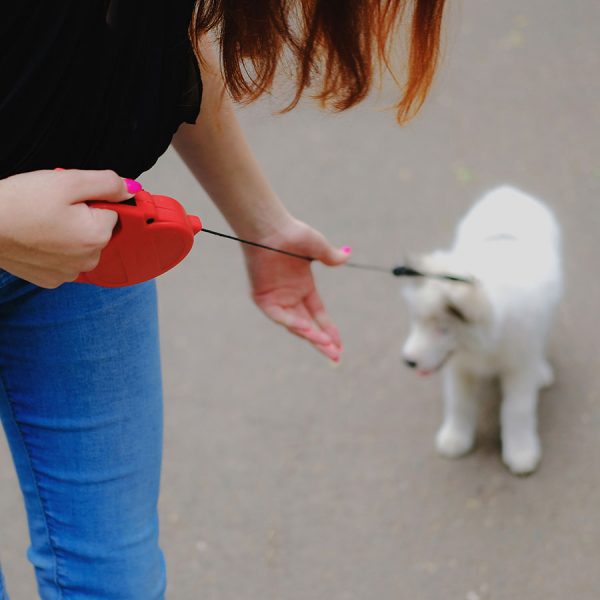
top-left (78, 191), bottom-right (202, 287)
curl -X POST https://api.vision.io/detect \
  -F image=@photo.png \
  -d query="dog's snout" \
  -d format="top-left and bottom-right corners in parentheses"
top-left (404, 359), bottom-right (418, 369)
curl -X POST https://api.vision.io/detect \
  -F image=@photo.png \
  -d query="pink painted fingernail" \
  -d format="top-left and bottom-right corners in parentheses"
top-left (125, 178), bottom-right (142, 194)
top-left (342, 246), bottom-right (352, 254)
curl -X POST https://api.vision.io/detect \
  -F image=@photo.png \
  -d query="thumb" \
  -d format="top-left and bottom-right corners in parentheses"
top-left (315, 239), bottom-right (352, 267)
top-left (59, 169), bottom-right (142, 204)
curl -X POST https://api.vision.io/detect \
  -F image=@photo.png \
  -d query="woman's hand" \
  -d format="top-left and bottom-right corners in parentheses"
top-left (243, 217), bottom-right (350, 363)
top-left (0, 169), bottom-right (137, 288)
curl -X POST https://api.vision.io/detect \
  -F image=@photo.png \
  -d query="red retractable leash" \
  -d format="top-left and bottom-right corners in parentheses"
top-left (74, 187), bottom-right (345, 287)
top-left (76, 190), bottom-right (202, 287)
top-left (67, 180), bottom-right (472, 287)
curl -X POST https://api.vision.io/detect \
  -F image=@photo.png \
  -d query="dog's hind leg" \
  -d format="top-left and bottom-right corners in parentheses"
top-left (436, 367), bottom-right (479, 458)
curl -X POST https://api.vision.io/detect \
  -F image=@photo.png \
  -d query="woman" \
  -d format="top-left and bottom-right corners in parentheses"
top-left (0, 1), bottom-right (445, 598)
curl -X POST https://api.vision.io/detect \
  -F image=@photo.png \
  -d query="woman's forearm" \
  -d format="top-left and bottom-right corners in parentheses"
top-left (172, 36), bottom-right (291, 238)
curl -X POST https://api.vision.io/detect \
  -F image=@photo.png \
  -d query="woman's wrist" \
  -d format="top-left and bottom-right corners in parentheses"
top-left (222, 192), bottom-right (294, 241)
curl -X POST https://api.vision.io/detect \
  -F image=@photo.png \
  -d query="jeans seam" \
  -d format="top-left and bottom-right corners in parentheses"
top-left (0, 371), bottom-right (64, 599)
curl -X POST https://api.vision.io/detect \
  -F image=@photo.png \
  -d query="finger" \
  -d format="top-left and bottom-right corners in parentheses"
top-left (56, 169), bottom-right (142, 204)
top-left (285, 327), bottom-right (342, 363)
top-left (259, 302), bottom-right (333, 345)
top-left (281, 302), bottom-right (336, 349)
top-left (88, 205), bottom-right (119, 236)
top-left (259, 303), bottom-right (311, 330)
top-left (304, 290), bottom-right (342, 348)
top-left (289, 323), bottom-right (333, 346)
top-left (314, 341), bottom-right (342, 363)
top-left (283, 301), bottom-right (333, 345)
top-left (314, 314), bottom-right (342, 349)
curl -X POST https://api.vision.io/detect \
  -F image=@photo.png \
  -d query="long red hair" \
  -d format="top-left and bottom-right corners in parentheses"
top-left (190, 0), bottom-right (446, 123)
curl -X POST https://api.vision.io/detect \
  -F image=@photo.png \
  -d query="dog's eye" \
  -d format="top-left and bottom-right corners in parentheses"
top-left (446, 304), bottom-right (467, 322)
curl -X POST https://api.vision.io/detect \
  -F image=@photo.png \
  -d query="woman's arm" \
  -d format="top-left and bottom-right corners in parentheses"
top-left (171, 36), bottom-right (348, 362)
top-left (171, 36), bottom-right (289, 240)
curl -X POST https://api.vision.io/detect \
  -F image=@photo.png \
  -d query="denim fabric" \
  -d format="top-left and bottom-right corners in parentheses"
top-left (0, 273), bottom-right (166, 599)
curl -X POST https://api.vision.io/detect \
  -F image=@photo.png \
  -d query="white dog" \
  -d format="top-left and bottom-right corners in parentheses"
top-left (401, 186), bottom-right (563, 474)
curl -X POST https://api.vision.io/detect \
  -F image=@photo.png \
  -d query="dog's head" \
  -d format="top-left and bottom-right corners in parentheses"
top-left (400, 252), bottom-right (488, 376)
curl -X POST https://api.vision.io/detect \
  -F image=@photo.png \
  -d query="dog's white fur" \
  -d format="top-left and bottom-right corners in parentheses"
top-left (401, 186), bottom-right (563, 474)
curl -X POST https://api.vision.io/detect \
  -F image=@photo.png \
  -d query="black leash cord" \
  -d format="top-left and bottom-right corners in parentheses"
top-left (199, 228), bottom-right (473, 285)
top-left (201, 228), bottom-right (314, 262)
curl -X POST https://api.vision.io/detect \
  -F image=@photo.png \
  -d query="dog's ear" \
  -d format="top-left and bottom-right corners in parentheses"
top-left (445, 283), bottom-right (488, 324)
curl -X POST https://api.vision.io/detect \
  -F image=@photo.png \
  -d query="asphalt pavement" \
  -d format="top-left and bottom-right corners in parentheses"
top-left (2, 1), bottom-right (600, 598)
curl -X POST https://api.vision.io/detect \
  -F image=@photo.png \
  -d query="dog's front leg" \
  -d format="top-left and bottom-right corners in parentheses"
top-left (436, 367), bottom-right (479, 458)
top-left (500, 370), bottom-right (541, 475)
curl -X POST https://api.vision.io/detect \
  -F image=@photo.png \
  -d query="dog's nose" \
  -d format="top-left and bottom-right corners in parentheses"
top-left (404, 359), bottom-right (418, 369)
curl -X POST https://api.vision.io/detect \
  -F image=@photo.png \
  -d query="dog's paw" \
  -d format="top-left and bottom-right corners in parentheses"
top-left (538, 361), bottom-right (555, 389)
top-left (436, 424), bottom-right (475, 458)
top-left (502, 435), bottom-right (542, 475)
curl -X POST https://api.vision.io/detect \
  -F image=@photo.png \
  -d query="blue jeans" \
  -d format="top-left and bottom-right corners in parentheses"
top-left (0, 272), bottom-right (166, 599)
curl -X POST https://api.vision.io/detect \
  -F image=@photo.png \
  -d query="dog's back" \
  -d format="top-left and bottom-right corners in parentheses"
top-left (452, 185), bottom-right (562, 305)
top-left (448, 186), bottom-right (563, 367)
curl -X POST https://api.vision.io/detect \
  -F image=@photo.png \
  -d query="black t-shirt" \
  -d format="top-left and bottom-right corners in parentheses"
top-left (0, 0), bottom-right (202, 180)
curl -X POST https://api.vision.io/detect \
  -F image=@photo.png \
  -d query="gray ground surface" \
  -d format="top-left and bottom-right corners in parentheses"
top-left (2, 1), bottom-right (600, 598)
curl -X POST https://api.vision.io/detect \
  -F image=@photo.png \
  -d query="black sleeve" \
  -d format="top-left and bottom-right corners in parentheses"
top-left (0, 0), bottom-right (201, 180)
